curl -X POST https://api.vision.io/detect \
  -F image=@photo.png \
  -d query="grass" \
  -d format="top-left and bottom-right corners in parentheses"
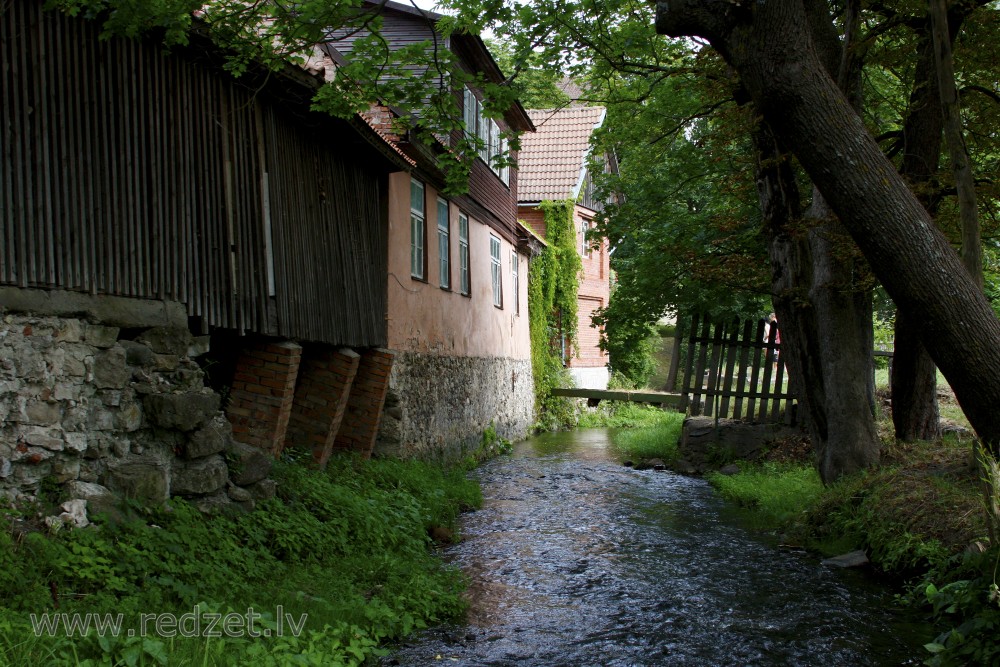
top-left (0, 454), bottom-right (481, 666)
top-left (610, 411), bottom-right (686, 463)
top-left (707, 461), bottom-right (824, 530)
top-left (577, 402), bottom-right (680, 429)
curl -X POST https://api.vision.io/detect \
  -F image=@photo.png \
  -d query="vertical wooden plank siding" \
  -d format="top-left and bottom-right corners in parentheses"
top-left (1, 1), bottom-right (389, 347)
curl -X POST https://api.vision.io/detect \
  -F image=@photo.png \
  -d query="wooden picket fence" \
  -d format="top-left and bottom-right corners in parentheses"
top-left (665, 314), bottom-right (796, 425)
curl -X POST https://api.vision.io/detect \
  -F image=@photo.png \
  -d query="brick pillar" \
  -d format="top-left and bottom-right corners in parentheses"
top-left (285, 347), bottom-right (361, 469)
top-left (226, 340), bottom-right (302, 456)
top-left (334, 348), bottom-right (394, 458)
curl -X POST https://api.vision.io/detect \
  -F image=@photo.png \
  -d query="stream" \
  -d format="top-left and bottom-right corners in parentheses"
top-left (386, 428), bottom-right (932, 666)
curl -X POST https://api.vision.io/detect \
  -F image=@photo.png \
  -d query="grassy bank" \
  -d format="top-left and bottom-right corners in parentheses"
top-left (577, 402), bottom-right (686, 463)
top-left (0, 454), bottom-right (481, 666)
top-left (703, 395), bottom-right (996, 665)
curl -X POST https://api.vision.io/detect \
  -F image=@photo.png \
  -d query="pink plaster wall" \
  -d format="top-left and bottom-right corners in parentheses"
top-left (387, 172), bottom-right (531, 360)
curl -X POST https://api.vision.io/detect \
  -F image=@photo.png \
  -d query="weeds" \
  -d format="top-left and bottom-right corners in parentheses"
top-left (707, 462), bottom-right (824, 530)
top-left (0, 454), bottom-right (481, 666)
top-left (610, 411), bottom-right (685, 463)
top-left (577, 402), bottom-right (677, 429)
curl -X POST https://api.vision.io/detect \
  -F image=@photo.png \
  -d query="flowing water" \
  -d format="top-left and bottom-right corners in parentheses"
top-left (386, 428), bottom-right (932, 666)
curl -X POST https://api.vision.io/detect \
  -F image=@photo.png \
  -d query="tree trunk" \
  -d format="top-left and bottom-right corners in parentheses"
top-left (656, 0), bottom-right (1000, 454)
top-left (754, 125), bottom-right (879, 483)
top-left (929, 0), bottom-right (982, 289)
top-left (892, 309), bottom-right (941, 439)
top-left (893, 29), bottom-right (944, 441)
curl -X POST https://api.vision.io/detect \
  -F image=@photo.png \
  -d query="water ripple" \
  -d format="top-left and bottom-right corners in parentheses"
top-left (385, 429), bottom-right (929, 666)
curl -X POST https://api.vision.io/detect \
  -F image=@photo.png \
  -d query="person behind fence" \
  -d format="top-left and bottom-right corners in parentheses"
top-left (763, 313), bottom-right (780, 367)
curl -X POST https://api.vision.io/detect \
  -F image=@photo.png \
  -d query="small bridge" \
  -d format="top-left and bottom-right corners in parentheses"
top-left (555, 314), bottom-right (797, 425)
top-left (551, 388), bottom-right (683, 408)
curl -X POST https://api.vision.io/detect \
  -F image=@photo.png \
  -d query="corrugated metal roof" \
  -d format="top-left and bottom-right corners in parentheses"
top-left (518, 106), bottom-right (606, 203)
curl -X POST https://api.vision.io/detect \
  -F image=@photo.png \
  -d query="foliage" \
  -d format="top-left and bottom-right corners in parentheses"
top-left (0, 455), bottom-right (480, 665)
top-left (527, 200), bottom-right (583, 431)
top-left (920, 553), bottom-right (1000, 667)
top-left (45, 0), bottom-right (523, 195)
top-left (984, 244), bottom-right (1000, 319)
top-left (479, 421), bottom-right (514, 459)
top-left (486, 38), bottom-right (571, 110)
top-left (609, 412), bottom-right (685, 463)
top-left (707, 462), bottom-right (824, 530)
top-left (873, 313), bottom-right (895, 370)
top-left (595, 300), bottom-right (657, 387)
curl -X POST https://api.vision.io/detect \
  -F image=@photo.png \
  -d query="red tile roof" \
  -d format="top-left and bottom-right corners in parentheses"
top-left (517, 106), bottom-right (606, 203)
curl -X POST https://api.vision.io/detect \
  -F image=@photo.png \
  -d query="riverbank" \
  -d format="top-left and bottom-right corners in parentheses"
top-left (0, 454), bottom-right (481, 665)
top-left (582, 394), bottom-right (996, 665)
top-left (700, 403), bottom-right (995, 665)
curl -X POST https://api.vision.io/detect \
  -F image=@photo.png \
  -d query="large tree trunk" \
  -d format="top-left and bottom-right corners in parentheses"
top-left (751, 0), bottom-right (879, 482)
top-left (893, 29), bottom-right (945, 441)
top-left (656, 0), bottom-right (1000, 455)
top-left (930, 0), bottom-right (982, 290)
top-left (755, 123), bottom-right (879, 483)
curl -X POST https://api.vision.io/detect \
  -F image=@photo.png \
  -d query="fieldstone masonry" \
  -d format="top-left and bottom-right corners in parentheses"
top-left (376, 352), bottom-right (533, 460)
top-left (0, 312), bottom-right (274, 521)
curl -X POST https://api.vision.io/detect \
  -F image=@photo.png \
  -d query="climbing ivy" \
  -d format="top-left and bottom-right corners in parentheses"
top-left (527, 200), bottom-right (582, 430)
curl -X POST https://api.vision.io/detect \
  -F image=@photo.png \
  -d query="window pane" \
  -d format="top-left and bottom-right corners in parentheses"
top-left (459, 213), bottom-right (470, 295)
top-left (510, 250), bottom-right (519, 316)
top-left (490, 121), bottom-right (500, 171)
top-left (464, 87), bottom-right (476, 136)
top-left (410, 179), bottom-right (424, 213)
top-left (499, 137), bottom-right (509, 185)
top-left (411, 212), bottom-right (424, 279)
top-left (490, 236), bottom-right (501, 307)
top-left (478, 101), bottom-right (489, 161)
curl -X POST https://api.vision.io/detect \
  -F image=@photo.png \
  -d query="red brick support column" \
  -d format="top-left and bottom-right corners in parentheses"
top-left (334, 348), bottom-right (394, 458)
top-left (285, 347), bottom-right (361, 469)
top-left (226, 340), bottom-right (302, 456)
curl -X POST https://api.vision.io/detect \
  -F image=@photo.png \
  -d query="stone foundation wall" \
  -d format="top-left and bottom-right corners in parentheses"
top-left (0, 313), bottom-right (274, 523)
top-left (376, 352), bottom-right (533, 460)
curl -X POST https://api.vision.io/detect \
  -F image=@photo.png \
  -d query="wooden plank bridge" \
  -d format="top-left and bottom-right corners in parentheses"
top-left (555, 314), bottom-right (798, 425)
top-left (551, 387), bottom-right (683, 407)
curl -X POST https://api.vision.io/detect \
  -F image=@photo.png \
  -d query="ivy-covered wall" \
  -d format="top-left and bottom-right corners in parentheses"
top-left (527, 200), bottom-right (582, 430)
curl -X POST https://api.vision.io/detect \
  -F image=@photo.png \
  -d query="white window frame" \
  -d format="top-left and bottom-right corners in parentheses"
top-left (490, 234), bottom-right (502, 308)
top-left (410, 179), bottom-right (425, 279)
top-left (510, 250), bottom-right (520, 316)
top-left (459, 213), bottom-right (470, 296)
top-left (478, 99), bottom-right (490, 162)
top-left (468, 89), bottom-right (510, 183)
top-left (499, 136), bottom-right (510, 186)
top-left (463, 86), bottom-right (477, 137)
top-left (580, 219), bottom-right (591, 258)
top-left (437, 198), bottom-right (450, 289)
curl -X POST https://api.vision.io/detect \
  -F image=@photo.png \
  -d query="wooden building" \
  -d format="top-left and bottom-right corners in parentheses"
top-left (1, 0), bottom-right (413, 465)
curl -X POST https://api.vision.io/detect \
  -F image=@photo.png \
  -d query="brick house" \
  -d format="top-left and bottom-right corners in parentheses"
top-left (328, 1), bottom-right (538, 458)
top-left (518, 107), bottom-right (615, 389)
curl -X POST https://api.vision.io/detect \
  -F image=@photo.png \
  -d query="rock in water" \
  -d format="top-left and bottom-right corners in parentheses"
top-left (822, 550), bottom-right (869, 568)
